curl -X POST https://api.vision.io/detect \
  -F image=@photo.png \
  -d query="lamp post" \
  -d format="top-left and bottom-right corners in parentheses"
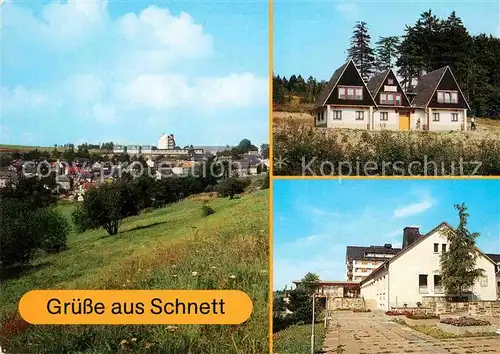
top-left (311, 294), bottom-right (315, 354)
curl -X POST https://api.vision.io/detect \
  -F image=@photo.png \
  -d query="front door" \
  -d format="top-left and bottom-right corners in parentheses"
top-left (399, 113), bottom-right (410, 131)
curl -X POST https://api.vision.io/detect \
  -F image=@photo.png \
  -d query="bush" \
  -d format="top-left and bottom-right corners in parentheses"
top-left (37, 207), bottom-right (70, 253)
top-left (0, 199), bottom-right (69, 268)
top-left (216, 177), bottom-right (248, 199)
top-left (261, 172), bottom-right (269, 189)
top-left (440, 317), bottom-right (491, 326)
top-left (201, 205), bottom-right (215, 217)
top-left (0, 199), bottom-right (41, 267)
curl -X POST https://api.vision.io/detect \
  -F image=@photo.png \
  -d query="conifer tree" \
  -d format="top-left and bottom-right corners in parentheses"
top-left (440, 203), bottom-right (484, 300)
top-left (347, 21), bottom-right (375, 80)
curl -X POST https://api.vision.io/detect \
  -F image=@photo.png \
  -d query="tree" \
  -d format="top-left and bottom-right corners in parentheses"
top-left (216, 177), bottom-right (247, 199)
top-left (440, 203), bottom-right (485, 300)
top-left (0, 199), bottom-right (69, 268)
top-left (347, 21), bottom-right (375, 80)
top-left (73, 180), bottom-right (141, 236)
top-left (374, 36), bottom-right (400, 72)
top-left (298, 272), bottom-right (320, 295)
top-left (260, 144), bottom-right (269, 159)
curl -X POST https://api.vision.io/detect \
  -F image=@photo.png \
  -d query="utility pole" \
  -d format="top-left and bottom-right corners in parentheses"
top-left (311, 294), bottom-right (315, 354)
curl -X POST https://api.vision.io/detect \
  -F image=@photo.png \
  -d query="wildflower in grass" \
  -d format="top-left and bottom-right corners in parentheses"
top-left (172, 264), bottom-right (177, 268)
top-left (167, 325), bottom-right (178, 332)
top-left (211, 266), bottom-right (217, 269)
top-left (145, 343), bottom-right (152, 349)
top-left (192, 271), bottom-right (198, 276)
top-left (229, 275), bottom-right (236, 279)
top-left (173, 275), bottom-right (177, 277)
top-left (131, 338), bottom-right (137, 342)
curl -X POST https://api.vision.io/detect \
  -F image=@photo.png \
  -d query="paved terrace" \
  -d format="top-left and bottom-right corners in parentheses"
top-left (323, 312), bottom-right (499, 354)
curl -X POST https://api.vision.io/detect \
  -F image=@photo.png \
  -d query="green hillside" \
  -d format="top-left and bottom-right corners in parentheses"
top-left (0, 191), bottom-right (269, 353)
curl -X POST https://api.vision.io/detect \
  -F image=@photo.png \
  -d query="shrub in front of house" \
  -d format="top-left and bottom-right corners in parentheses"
top-left (440, 317), bottom-right (491, 326)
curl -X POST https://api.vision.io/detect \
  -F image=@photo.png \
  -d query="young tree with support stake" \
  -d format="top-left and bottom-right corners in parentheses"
top-left (440, 203), bottom-right (485, 301)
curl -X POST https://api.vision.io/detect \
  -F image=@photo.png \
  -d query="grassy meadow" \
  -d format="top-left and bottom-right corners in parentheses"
top-left (0, 190), bottom-right (269, 353)
top-left (273, 112), bottom-right (500, 176)
top-left (273, 320), bottom-right (326, 354)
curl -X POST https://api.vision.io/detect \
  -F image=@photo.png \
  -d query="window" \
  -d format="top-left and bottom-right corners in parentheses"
top-left (380, 92), bottom-right (402, 105)
top-left (434, 243), bottom-right (439, 253)
top-left (434, 275), bottom-right (443, 294)
top-left (437, 90), bottom-right (459, 104)
top-left (480, 276), bottom-right (488, 287)
top-left (433, 113), bottom-right (440, 121)
top-left (380, 112), bottom-right (389, 121)
top-left (451, 113), bottom-right (458, 122)
top-left (419, 274), bottom-right (428, 293)
top-left (442, 244), bottom-right (447, 253)
top-left (355, 111), bottom-right (364, 120)
top-left (332, 110), bottom-right (342, 120)
top-left (338, 86), bottom-right (363, 100)
top-left (388, 78), bottom-right (394, 85)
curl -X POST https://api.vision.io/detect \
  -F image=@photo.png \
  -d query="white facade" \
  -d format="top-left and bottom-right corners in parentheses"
top-left (351, 259), bottom-right (386, 281)
top-left (158, 134), bottom-right (176, 150)
top-left (316, 106), bottom-right (372, 130)
top-left (425, 108), bottom-right (467, 132)
top-left (361, 224), bottom-right (497, 311)
top-left (372, 110), bottom-right (399, 131)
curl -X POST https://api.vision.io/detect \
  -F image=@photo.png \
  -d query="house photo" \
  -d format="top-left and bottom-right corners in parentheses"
top-left (314, 60), bottom-right (470, 132)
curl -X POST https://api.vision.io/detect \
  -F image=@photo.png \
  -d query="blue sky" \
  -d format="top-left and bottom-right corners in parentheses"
top-left (1, 0), bottom-right (268, 147)
top-left (274, 0), bottom-right (500, 79)
top-left (273, 179), bottom-right (500, 290)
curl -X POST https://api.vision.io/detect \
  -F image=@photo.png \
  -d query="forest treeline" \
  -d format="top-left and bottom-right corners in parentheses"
top-left (273, 10), bottom-right (500, 119)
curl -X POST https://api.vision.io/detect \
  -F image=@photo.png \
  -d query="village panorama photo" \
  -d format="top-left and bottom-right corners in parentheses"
top-left (0, 0), bottom-right (269, 353)
top-left (272, 1), bottom-right (500, 176)
top-left (273, 179), bottom-right (500, 353)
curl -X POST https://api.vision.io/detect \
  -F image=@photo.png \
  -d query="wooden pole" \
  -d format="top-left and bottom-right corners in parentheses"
top-left (311, 295), bottom-right (315, 354)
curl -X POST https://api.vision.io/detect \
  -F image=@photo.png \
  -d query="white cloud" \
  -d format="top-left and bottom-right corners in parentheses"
top-left (2, 1), bottom-right (266, 127)
top-left (393, 194), bottom-right (435, 218)
top-left (1, 86), bottom-right (50, 112)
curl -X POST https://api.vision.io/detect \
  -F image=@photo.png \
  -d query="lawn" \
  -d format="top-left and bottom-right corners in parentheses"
top-left (0, 190), bottom-right (269, 353)
top-left (273, 320), bottom-right (326, 354)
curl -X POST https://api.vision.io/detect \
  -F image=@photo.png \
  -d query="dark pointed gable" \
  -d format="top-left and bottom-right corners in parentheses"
top-left (314, 60), bottom-right (376, 109)
top-left (367, 69), bottom-right (411, 107)
top-left (428, 68), bottom-right (470, 109)
top-left (313, 61), bottom-right (349, 110)
top-left (412, 67), bottom-right (469, 109)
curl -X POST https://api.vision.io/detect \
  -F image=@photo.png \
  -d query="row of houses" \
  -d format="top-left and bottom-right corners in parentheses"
top-left (295, 222), bottom-right (500, 311)
top-left (314, 60), bottom-right (470, 132)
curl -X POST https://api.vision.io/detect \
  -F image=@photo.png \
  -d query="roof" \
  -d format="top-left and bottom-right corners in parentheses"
top-left (346, 245), bottom-right (401, 262)
top-left (486, 253), bottom-right (500, 263)
top-left (411, 67), bottom-right (448, 107)
top-left (360, 222), bottom-right (497, 285)
top-left (313, 60), bottom-right (350, 110)
top-left (366, 70), bottom-right (389, 97)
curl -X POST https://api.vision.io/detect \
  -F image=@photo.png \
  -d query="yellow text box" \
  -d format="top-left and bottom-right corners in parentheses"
top-left (19, 290), bottom-right (253, 325)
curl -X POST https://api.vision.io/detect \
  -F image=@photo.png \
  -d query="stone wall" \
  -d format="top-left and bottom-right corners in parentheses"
top-left (328, 297), bottom-right (365, 310)
top-left (422, 297), bottom-right (500, 317)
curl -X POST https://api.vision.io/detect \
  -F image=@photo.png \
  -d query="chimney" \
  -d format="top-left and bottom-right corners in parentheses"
top-left (384, 243), bottom-right (392, 249)
top-left (403, 227), bottom-right (420, 249)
